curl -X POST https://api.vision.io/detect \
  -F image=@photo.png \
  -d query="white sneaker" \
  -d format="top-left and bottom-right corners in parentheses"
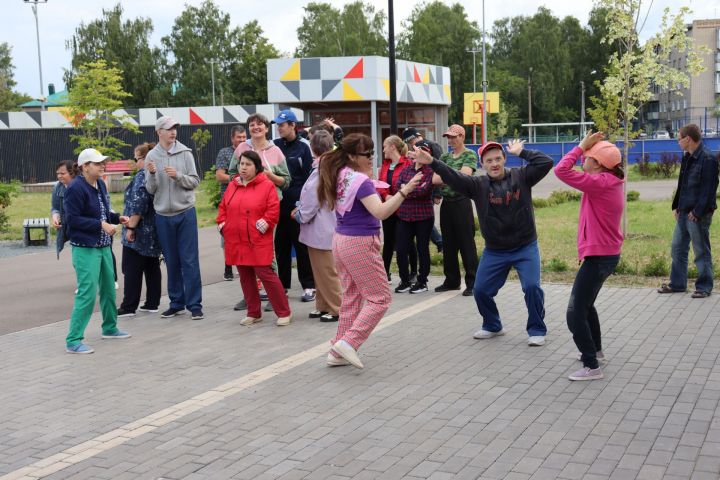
top-left (528, 336), bottom-right (546, 346)
top-left (331, 340), bottom-right (364, 369)
top-left (326, 353), bottom-right (350, 367)
top-left (276, 315), bottom-right (292, 326)
top-left (114, 282), bottom-right (119, 290)
top-left (239, 316), bottom-right (262, 326)
top-left (473, 328), bottom-right (505, 339)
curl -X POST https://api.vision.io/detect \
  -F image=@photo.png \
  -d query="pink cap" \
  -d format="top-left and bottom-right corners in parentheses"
top-left (584, 141), bottom-right (621, 169)
top-left (442, 124), bottom-right (465, 138)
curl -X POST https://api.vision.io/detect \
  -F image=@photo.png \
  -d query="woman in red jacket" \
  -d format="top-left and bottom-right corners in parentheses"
top-left (378, 135), bottom-right (417, 284)
top-left (217, 150), bottom-right (291, 326)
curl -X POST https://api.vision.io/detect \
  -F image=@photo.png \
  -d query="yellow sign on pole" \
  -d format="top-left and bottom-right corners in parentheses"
top-left (463, 92), bottom-right (499, 125)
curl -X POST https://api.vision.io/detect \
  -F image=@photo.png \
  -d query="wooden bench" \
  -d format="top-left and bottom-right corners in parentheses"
top-left (104, 159), bottom-right (134, 175)
top-left (103, 159), bottom-right (135, 192)
top-left (23, 218), bottom-right (50, 247)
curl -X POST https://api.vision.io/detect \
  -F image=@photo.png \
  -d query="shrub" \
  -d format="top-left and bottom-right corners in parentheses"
top-left (636, 154), bottom-right (652, 176)
top-left (430, 253), bottom-right (443, 266)
top-left (688, 266), bottom-right (698, 279)
top-left (203, 168), bottom-right (221, 208)
top-left (614, 258), bottom-right (636, 275)
top-left (626, 190), bottom-right (640, 202)
top-left (548, 189), bottom-right (581, 204)
top-left (546, 257), bottom-right (569, 272)
top-left (0, 182), bottom-right (19, 232)
top-left (655, 152), bottom-right (680, 178)
top-left (533, 198), bottom-right (550, 208)
top-left (642, 254), bottom-right (669, 277)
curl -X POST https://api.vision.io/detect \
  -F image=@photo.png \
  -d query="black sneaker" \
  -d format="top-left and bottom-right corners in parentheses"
top-left (139, 305), bottom-right (159, 313)
top-left (395, 281), bottom-right (412, 293)
top-left (191, 310), bottom-right (204, 320)
top-left (223, 266), bottom-right (234, 281)
top-left (234, 299), bottom-right (247, 311)
top-left (462, 287), bottom-right (474, 297)
top-left (434, 284), bottom-right (460, 292)
top-left (320, 313), bottom-right (339, 322)
top-left (409, 283), bottom-right (428, 294)
top-left (161, 307), bottom-right (185, 318)
top-left (117, 308), bottom-right (135, 318)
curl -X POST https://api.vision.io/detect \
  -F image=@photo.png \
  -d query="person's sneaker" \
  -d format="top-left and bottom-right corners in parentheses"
top-left (102, 329), bottom-right (131, 339)
top-left (138, 305), bottom-right (159, 313)
top-left (114, 282), bottom-right (119, 290)
top-left (387, 273), bottom-right (392, 284)
top-left (259, 290), bottom-right (269, 301)
top-left (569, 367), bottom-right (604, 381)
top-left (576, 351), bottom-right (606, 363)
top-left (301, 289), bottom-right (316, 302)
top-left (462, 287), bottom-right (473, 297)
top-left (276, 315), bottom-right (292, 326)
top-left (434, 284), bottom-right (460, 292)
top-left (161, 308), bottom-right (185, 318)
top-left (326, 353), bottom-right (350, 367)
top-left (191, 310), bottom-right (204, 320)
top-left (66, 343), bottom-right (94, 354)
top-left (74, 288), bottom-right (78, 295)
top-left (409, 283), bottom-right (428, 294)
top-left (528, 336), bottom-right (546, 346)
top-left (395, 281), bottom-right (412, 293)
top-left (331, 340), bottom-right (364, 369)
top-left (409, 273), bottom-right (418, 284)
top-left (264, 302), bottom-right (274, 312)
top-left (473, 328), bottom-right (506, 339)
top-left (117, 308), bottom-right (135, 318)
top-left (240, 316), bottom-right (262, 326)
top-left (234, 299), bottom-right (248, 311)
top-left (320, 313), bottom-right (339, 322)
top-left (223, 266), bottom-right (234, 281)
top-left (309, 310), bottom-right (328, 318)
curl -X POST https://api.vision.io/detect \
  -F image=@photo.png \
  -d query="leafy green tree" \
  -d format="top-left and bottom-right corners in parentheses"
top-left (67, 58), bottom-right (140, 158)
top-left (64, 4), bottom-right (164, 107)
top-left (191, 128), bottom-right (212, 166)
top-left (295, 2), bottom-right (388, 57)
top-left (0, 43), bottom-right (31, 111)
top-left (397, 1), bottom-right (481, 122)
top-left (226, 20), bottom-right (280, 105)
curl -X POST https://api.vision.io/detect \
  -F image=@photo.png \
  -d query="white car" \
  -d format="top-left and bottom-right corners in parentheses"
top-left (702, 129), bottom-right (717, 138)
top-left (653, 130), bottom-right (670, 139)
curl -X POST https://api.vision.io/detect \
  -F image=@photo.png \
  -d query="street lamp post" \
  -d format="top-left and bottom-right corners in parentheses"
top-left (24, 0), bottom-right (47, 109)
top-left (481, 0), bottom-right (487, 145)
top-left (580, 80), bottom-right (586, 137)
top-left (210, 59), bottom-right (216, 106)
top-left (466, 47), bottom-right (480, 144)
top-left (528, 67), bottom-right (533, 142)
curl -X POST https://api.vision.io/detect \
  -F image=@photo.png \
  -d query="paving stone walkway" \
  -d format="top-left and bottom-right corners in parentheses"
top-left (1, 277), bottom-right (719, 480)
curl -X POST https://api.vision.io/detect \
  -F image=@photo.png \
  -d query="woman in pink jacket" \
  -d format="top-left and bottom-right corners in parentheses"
top-left (554, 131), bottom-right (624, 381)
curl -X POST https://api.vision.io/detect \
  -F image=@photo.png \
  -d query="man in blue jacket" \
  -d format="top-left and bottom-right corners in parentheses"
top-left (658, 123), bottom-right (719, 298)
top-left (272, 109), bottom-right (316, 302)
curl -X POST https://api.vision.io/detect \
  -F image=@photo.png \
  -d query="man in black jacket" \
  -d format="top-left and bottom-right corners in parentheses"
top-left (658, 123), bottom-right (719, 298)
top-left (272, 110), bottom-right (316, 302)
top-left (412, 139), bottom-right (553, 346)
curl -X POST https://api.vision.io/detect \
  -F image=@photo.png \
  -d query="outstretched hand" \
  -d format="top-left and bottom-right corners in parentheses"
top-left (505, 139), bottom-right (524, 156)
top-left (407, 145), bottom-right (433, 165)
top-left (579, 130), bottom-right (604, 152)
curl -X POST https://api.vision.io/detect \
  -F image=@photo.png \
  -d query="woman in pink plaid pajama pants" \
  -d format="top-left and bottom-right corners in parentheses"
top-left (317, 134), bottom-right (422, 369)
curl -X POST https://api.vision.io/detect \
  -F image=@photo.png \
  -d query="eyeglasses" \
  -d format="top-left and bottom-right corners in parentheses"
top-left (445, 135), bottom-right (458, 139)
top-left (134, 156), bottom-right (145, 161)
top-left (358, 150), bottom-right (375, 157)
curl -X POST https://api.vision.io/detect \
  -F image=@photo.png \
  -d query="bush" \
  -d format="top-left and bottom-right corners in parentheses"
top-left (548, 189), bottom-right (581, 204)
top-left (636, 154), bottom-right (652, 176)
top-left (655, 152), bottom-right (680, 178)
top-left (203, 168), bottom-right (221, 209)
top-left (614, 258), bottom-right (636, 275)
top-left (533, 198), bottom-right (550, 208)
top-left (546, 257), bottom-right (569, 272)
top-left (0, 182), bottom-right (19, 232)
top-left (430, 253), bottom-right (443, 266)
top-left (642, 254), bottom-right (669, 277)
top-left (626, 190), bottom-right (640, 202)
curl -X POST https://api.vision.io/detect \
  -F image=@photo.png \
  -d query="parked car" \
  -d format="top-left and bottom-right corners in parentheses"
top-left (702, 128), bottom-right (717, 138)
top-left (653, 130), bottom-right (670, 139)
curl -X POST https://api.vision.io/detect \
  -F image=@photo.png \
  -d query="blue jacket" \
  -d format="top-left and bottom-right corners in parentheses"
top-left (672, 142), bottom-right (719, 218)
top-left (51, 181), bottom-right (69, 258)
top-left (274, 135), bottom-right (313, 213)
top-left (64, 176), bottom-right (120, 247)
top-left (121, 169), bottom-right (161, 257)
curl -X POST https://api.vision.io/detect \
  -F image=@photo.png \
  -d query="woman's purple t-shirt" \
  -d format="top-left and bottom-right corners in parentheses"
top-left (335, 179), bottom-right (381, 236)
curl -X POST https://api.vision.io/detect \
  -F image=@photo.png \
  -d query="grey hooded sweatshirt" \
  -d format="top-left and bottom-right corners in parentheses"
top-left (145, 140), bottom-right (200, 216)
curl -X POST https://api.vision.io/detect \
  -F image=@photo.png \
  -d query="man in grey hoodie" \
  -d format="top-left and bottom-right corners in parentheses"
top-left (145, 116), bottom-right (204, 320)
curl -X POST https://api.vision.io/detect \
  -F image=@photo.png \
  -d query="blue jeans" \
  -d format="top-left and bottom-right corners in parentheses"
top-left (155, 208), bottom-right (203, 311)
top-left (473, 240), bottom-right (546, 336)
top-left (669, 212), bottom-right (713, 294)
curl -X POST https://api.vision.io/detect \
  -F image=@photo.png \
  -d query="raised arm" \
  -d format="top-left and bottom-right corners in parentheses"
top-left (409, 146), bottom-right (480, 198)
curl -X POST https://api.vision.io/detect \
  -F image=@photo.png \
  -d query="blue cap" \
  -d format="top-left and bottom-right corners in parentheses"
top-left (272, 109), bottom-right (298, 124)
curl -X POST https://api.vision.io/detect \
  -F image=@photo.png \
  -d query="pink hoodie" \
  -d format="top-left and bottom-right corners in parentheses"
top-left (554, 146), bottom-right (625, 260)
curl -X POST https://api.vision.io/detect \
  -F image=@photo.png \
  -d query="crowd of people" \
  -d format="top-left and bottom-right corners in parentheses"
top-left (53, 115), bottom-right (718, 381)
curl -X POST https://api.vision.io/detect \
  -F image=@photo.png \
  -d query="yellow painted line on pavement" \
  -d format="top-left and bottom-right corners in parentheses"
top-left (0, 290), bottom-right (460, 480)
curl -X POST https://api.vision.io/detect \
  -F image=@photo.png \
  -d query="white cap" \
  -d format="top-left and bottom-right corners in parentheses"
top-left (77, 148), bottom-right (109, 166)
top-left (155, 116), bottom-right (180, 131)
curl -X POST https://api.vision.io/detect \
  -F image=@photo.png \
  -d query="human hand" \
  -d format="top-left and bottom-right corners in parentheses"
top-left (256, 218), bottom-right (269, 234)
top-left (125, 229), bottom-right (135, 243)
top-left (324, 117), bottom-right (338, 129)
top-left (52, 214), bottom-right (61, 229)
top-left (433, 197), bottom-right (442, 205)
top-left (164, 166), bottom-right (177, 178)
top-left (505, 139), bottom-right (524, 156)
top-left (119, 216), bottom-right (130, 225)
top-left (146, 161), bottom-right (156, 174)
top-left (688, 211), bottom-right (699, 222)
top-left (673, 209), bottom-right (679, 221)
top-left (217, 221), bottom-right (225, 234)
top-left (578, 131), bottom-right (604, 152)
top-left (290, 207), bottom-right (299, 220)
top-left (408, 145), bottom-right (433, 164)
top-left (101, 221), bottom-right (117, 236)
top-left (401, 172), bottom-right (424, 196)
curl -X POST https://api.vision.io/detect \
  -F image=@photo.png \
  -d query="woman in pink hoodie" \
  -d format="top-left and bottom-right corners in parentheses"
top-left (554, 131), bottom-right (624, 381)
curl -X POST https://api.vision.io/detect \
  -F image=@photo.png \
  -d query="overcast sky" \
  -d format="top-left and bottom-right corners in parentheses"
top-left (4, 0), bottom-right (720, 98)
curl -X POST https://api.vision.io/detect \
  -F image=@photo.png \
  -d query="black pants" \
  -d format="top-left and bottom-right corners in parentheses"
top-left (440, 198), bottom-right (478, 288)
top-left (382, 214), bottom-right (417, 278)
top-left (120, 245), bottom-right (162, 311)
top-left (275, 211), bottom-right (314, 290)
top-left (396, 218), bottom-right (433, 284)
top-left (567, 255), bottom-right (620, 369)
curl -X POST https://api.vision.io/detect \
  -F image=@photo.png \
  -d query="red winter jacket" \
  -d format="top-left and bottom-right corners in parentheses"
top-left (377, 155), bottom-right (413, 200)
top-left (217, 173), bottom-right (279, 266)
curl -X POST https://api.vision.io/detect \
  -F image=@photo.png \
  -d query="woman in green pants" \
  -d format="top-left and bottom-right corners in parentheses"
top-left (63, 148), bottom-right (131, 354)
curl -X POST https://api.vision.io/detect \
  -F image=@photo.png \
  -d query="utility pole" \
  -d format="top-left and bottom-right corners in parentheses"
top-left (466, 47), bottom-right (480, 143)
top-left (528, 67), bottom-right (533, 142)
top-left (388, 0), bottom-right (398, 135)
top-left (580, 80), bottom-right (586, 137)
top-left (25, 0), bottom-right (48, 109)
top-left (481, 0), bottom-right (487, 144)
top-left (210, 59), bottom-right (216, 106)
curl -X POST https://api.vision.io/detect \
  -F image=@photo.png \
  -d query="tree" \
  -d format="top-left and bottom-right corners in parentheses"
top-left (397, 1), bottom-right (481, 122)
top-left (67, 58), bottom-right (140, 159)
top-left (587, 1), bottom-right (705, 230)
top-left (64, 4), bottom-right (164, 107)
top-left (191, 128), bottom-right (212, 166)
top-left (0, 43), bottom-right (31, 111)
top-left (295, 2), bottom-right (388, 57)
top-left (226, 20), bottom-right (280, 105)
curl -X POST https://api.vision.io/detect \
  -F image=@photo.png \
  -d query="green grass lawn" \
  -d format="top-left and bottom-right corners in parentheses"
top-left (0, 180), bottom-right (701, 287)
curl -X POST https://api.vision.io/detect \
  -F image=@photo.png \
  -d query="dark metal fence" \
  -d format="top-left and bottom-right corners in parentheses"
top-left (0, 124), bottom-right (239, 183)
